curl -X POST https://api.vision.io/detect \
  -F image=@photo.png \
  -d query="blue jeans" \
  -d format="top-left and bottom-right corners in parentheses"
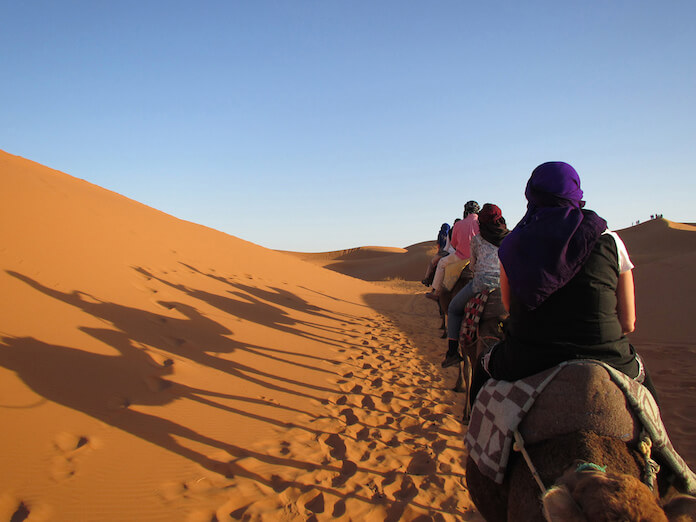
top-left (447, 281), bottom-right (477, 340)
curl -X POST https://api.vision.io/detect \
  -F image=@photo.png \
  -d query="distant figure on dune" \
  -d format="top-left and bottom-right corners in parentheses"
top-left (422, 222), bottom-right (453, 286)
top-left (436, 222), bottom-right (450, 251)
top-left (470, 161), bottom-right (658, 403)
top-left (441, 203), bottom-right (509, 368)
top-left (426, 201), bottom-right (480, 299)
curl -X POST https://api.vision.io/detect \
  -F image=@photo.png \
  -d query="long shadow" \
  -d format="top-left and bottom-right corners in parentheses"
top-left (0, 335), bottom-right (352, 479)
top-left (4, 273), bottom-right (471, 517)
top-left (82, 327), bottom-right (315, 419)
top-left (179, 262), bottom-right (365, 323)
top-left (134, 266), bottom-right (347, 347)
top-left (1, 335), bottom-right (463, 515)
top-left (7, 271), bottom-right (336, 399)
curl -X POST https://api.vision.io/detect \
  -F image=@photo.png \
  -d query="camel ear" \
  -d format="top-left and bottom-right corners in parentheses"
top-left (542, 486), bottom-right (586, 522)
top-left (663, 494), bottom-right (696, 521)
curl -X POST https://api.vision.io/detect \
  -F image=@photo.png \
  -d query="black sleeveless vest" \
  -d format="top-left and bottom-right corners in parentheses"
top-left (489, 234), bottom-right (635, 381)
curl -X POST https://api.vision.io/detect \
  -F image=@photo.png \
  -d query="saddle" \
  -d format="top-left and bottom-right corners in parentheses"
top-left (520, 362), bottom-right (639, 446)
top-left (464, 360), bottom-right (696, 494)
top-left (459, 287), bottom-right (507, 351)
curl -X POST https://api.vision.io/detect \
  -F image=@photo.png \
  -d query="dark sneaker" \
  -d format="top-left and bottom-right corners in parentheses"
top-left (441, 352), bottom-right (464, 368)
top-left (425, 292), bottom-right (439, 301)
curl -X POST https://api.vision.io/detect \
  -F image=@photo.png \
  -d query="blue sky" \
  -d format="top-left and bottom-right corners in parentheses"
top-left (2, 1), bottom-right (694, 252)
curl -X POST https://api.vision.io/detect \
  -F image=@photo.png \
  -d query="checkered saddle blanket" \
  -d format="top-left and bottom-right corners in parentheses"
top-left (464, 359), bottom-right (696, 494)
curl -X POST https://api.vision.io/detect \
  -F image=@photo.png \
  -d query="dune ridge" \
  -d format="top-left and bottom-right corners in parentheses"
top-left (285, 242), bottom-right (436, 282)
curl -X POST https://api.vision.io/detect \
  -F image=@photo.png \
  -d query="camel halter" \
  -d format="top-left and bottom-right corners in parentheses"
top-left (513, 430), bottom-right (547, 493)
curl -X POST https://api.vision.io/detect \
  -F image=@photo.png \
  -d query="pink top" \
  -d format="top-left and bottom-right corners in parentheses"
top-left (451, 214), bottom-right (479, 260)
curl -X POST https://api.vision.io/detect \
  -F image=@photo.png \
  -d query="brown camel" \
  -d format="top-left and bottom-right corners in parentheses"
top-left (465, 363), bottom-right (696, 521)
top-left (452, 287), bottom-right (507, 423)
top-left (542, 466), bottom-right (696, 521)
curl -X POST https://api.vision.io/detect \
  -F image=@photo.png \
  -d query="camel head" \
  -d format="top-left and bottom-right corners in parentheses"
top-left (542, 464), bottom-right (669, 522)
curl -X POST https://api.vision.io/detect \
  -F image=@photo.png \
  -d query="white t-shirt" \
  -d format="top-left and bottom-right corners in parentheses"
top-left (603, 230), bottom-right (634, 273)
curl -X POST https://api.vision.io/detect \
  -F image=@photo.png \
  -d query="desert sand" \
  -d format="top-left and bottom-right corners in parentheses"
top-left (1, 149), bottom-right (694, 521)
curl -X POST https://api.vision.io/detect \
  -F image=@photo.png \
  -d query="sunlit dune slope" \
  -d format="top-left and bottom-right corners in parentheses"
top-left (0, 149), bottom-right (404, 520)
top-left (617, 218), bottom-right (696, 344)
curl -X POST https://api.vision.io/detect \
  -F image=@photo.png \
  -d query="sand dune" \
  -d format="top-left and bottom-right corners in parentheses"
top-left (0, 150), bottom-right (478, 521)
top-left (1, 148), bottom-right (694, 521)
top-left (284, 242), bottom-right (436, 282)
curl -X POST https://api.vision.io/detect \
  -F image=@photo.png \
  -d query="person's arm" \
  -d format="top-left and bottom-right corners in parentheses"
top-left (616, 270), bottom-right (636, 334)
top-left (500, 264), bottom-right (511, 313)
top-left (469, 238), bottom-right (478, 272)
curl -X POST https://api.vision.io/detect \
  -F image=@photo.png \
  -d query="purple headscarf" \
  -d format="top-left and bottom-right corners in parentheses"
top-left (498, 162), bottom-right (607, 309)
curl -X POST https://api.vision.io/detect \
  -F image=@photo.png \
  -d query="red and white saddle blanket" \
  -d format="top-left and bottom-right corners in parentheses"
top-left (464, 359), bottom-right (696, 494)
top-left (459, 291), bottom-right (489, 347)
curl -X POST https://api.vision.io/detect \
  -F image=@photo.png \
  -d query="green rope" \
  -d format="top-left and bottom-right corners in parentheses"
top-left (576, 462), bottom-right (607, 473)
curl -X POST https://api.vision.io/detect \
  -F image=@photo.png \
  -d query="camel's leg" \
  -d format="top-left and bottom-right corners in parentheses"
top-left (460, 353), bottom-right (473, 422)
top-left (438, 290), bottom-right (450, 338)
top-left (453, 358), bottom-right (464, 392)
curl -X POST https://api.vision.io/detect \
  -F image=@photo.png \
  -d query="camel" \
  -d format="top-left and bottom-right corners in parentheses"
top-left (452, 287), bottom-right (507, 422)
top-left (464, 362), bottom-right (696, 521)
top-left (542, 465), bottom-right (696, 521)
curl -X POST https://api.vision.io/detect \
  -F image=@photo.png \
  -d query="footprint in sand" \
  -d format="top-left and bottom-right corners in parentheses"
top-left (385, 475), bottom-right (418, 502)
top-left (321, 433), bottom-right (347, 459)
top-left (355, 426), bottom-right (371, 441)
top-left (418, 406), bottom-right (432, 417)
top-left (331, 498), bottom-right (347, 518)
top-left (11, 502), bottom-right (30, 522)
top-left (378, 416), bottom-right (395, 428)
top-left (431, 439), bottom-right (448, 454)
top-left (50, 432), bottom-right (91, 480)
top-left (0, 497), bottom-right (51, 522)
top-left (339, 408), bottom-right (359, 426)
top-left (331, 459), bottom-right (358, 487)
top-left (347, 384), bottom-right (363, 394)
top-left (298, 491), bottom-right (325, 515)
top-left (361, 395), bottom-right (376, 410)
top-left (380, 391), bottom-right (394, 404)
top-left (406, 450), bottom-right (437, 475)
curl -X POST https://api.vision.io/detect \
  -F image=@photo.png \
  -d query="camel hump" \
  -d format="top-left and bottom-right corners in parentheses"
top-left (520, 363), bottom-right (640, 446)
